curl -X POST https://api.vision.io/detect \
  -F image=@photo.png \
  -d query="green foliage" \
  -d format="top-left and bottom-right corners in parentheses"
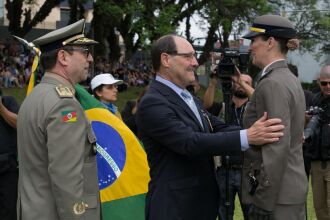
top-left (284, 0), bottom-right (330, 56)
top-left (6, 0), bottom-right (328, 62)
top-left (152, 5), bottom-right (180, 37)
top-left (92, 0), bottom-right (281, 63)
top-left (195, 0), bottom-right (274, 64)
top-left (94, 0), bottom-right (126, 26)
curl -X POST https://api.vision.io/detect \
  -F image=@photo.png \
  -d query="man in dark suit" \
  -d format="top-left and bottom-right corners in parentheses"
top-left (136, 34), bottom-right (285, 220)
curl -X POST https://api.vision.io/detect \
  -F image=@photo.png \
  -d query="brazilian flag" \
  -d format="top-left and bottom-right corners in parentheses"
top-left (75, 84), bottom-right (150, 220)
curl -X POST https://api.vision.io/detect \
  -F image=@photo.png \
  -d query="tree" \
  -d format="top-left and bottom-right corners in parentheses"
top-left (92, 0), bottom-right (206, 63)
top-left (193, 0), bottom-right (274, 65)
top-left (68, 0), bottom-right (87, 25)
top-left (283, 0), bottom-right (330, 56)
top-left (92, 0), bottom-right (327, 66)
top-left (5, 0), bottom-right (60, 37)
top-left (93, 0), bottom-right (141, 64)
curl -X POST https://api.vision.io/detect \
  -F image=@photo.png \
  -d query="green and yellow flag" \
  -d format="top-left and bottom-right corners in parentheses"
top-left (26, 51), bottom-right (40, 95)
top-left (17, 32), bottom-right (150, 218)
top-left (75, 85), bottom-right (150, 220)
top-left (27, 78), bottom-right (150, 218)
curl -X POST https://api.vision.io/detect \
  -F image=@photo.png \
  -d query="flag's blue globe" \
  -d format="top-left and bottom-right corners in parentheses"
top-left (92, 121), bottom-right (126, 190)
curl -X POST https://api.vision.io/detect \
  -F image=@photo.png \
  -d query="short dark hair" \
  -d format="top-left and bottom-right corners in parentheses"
top-left (92, 84), bottom-right (104, 100)
top-left (40, 46), bottom-right (81, 71)
top-left (39, 49), bottom-right (60, 71)
top-left (261, 35), bottom-right (289, 54)
top-left (151, 35), bottom-right (178, 72)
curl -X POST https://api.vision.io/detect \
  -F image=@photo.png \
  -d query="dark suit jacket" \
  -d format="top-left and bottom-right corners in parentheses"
top-left (242, 60), bottom-right (308, 211)
top-left (136, 80), bottom-right (243, 220)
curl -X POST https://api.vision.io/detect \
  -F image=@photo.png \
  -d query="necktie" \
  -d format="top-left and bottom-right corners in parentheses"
top-left (181, 90), bottom-right (204, 129)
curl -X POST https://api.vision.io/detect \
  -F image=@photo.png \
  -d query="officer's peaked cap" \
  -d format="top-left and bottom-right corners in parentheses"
top-left (33, 19), bottom-right (98, 53)
top-left (243, 15), bottom-right (296, 39)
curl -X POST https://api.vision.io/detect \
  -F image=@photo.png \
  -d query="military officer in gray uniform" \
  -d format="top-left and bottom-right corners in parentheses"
top-left (17, 19), bottom-right (101, 220)
top-left (241, 15), bottom-right (308, 219)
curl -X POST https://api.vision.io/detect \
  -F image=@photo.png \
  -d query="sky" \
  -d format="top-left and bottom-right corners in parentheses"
top-left (288, 51), bottom-right (326, 82)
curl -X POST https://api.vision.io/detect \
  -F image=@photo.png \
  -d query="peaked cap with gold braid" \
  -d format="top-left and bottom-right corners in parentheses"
top-left (32, 19), bottom-right (98, 52)
top-left (243, 14), bottom-right (296, 39)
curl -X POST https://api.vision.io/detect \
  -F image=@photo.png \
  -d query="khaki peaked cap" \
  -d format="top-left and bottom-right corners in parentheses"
top-left (243, 14), bottom-right (296, 39)
top-left (33, 19), bottom-right (98, 52)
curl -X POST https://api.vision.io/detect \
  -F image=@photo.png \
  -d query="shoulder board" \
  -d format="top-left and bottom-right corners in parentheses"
top-left (55, 85), bottom-right (74, 98)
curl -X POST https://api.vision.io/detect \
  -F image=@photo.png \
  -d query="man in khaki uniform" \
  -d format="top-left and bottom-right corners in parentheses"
top-left (241, 15), bottom-right (308, 220)
top-left (17, 20), bottom-right (101, 220)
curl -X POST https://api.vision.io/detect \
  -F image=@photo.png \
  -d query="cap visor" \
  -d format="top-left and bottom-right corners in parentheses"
top-left (242, 31), bottom-right (262, 39)
top-left (114, 80), bottom-right (123, 85)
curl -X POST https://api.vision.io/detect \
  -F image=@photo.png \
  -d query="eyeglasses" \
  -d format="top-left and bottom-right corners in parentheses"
top-left (64, 47), bottom-right (91, 58)
top-left (166, 51), bottom-right (197, 60)
top-left (320, 81), bottom-right (330, 86)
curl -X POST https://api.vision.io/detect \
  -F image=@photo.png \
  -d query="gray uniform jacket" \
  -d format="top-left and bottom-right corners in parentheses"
top-left (242, 60), bottom-right (308, 211)
top-left (17, 73), bottom-right (101, 220)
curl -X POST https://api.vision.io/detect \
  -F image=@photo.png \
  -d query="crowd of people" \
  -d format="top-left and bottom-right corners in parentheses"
top-left (0, 39), bottom-right (34, 88)
top-left (0, 14), bottom-right (329, 220)
top-left (0, 38), bottom-right (155, 91)
top-left (94, 57), bottom-right (154, 90)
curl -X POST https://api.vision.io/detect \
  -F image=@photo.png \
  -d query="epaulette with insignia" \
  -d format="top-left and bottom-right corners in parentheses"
top-left (55, 85), bottom-right (74, 98)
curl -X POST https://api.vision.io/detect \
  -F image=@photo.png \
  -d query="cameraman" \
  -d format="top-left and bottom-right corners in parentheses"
top-left (0, 88), bottom-right (19, 220)
top-left (307, 65), bottom-right (330, 220)
top-left (203, 71), bottom-right (253, 220)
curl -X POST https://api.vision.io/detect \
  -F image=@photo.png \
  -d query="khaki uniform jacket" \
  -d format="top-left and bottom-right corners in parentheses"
top-left (17, 73), bottom-right (101, 220)
top-left (242, 60), bottom-right (308, 211)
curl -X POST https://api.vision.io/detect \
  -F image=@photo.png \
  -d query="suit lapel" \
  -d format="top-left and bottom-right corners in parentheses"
top-left (151, 80), bottom-right (205, 131)
top-left (195, 101), bottom-right (210, 133)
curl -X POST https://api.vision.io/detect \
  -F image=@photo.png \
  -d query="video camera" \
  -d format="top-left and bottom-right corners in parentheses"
top-left (212, 49), bottom-right (250, 123)
top-left (217, 48), bottom-right (250, 81)
top-left (304, 106), bottom-right (324, 140)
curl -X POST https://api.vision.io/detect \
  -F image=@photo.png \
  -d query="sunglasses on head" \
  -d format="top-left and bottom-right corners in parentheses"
top-left (320, 81), bottom-right (330, 86)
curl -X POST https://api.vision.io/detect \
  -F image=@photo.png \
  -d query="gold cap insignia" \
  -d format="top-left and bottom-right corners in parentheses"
top-left (249, 27), bottom-right (266, 33)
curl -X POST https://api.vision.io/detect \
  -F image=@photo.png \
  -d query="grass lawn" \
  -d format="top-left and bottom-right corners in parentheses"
top-left (3, 86), bottom-right (317, 219)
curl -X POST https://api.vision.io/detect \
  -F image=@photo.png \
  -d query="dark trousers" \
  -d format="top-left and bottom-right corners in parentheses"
top-left (216, 166), bottom-right (250, 220)
top-left (0, 168), bottom-right (18, 220)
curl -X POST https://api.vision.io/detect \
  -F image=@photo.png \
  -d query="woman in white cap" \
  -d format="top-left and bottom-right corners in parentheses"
top-left (91, 73), bottom-right (123, 119)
